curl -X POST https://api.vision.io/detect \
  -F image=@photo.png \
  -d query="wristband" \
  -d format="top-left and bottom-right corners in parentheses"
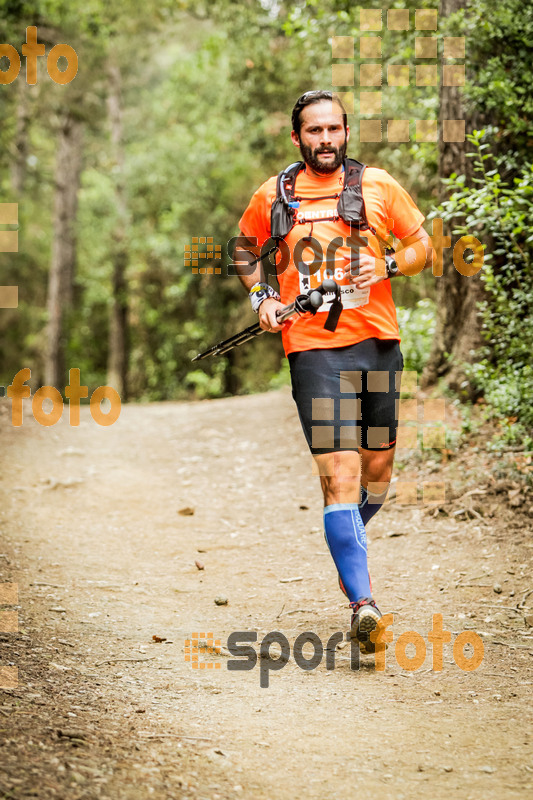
top-left (249, 282), bottom-right (281, 313)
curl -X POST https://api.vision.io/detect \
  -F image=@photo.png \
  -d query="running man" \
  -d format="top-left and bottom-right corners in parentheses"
top-left (235, 91), bottom-right (435, 652)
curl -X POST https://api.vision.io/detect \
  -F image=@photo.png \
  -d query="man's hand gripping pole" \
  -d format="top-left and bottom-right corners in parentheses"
top-left (191, 279), bottom-right (341, 362)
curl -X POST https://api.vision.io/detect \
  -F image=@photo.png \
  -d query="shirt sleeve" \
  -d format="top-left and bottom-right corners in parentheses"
top-left (238, 178), bottom-right (277, 248)
top-left (381, 171), bottom-right (425, 241)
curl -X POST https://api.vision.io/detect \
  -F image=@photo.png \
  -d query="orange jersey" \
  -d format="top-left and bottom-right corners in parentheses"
top-left (238, 165), bottom-right (425, 356)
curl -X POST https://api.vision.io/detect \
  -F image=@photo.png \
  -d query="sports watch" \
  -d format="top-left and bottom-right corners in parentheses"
top-left (385, 254), bottom-right (399, 278)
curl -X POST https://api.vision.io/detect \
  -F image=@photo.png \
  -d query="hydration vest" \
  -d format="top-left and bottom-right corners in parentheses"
top-left (270, 157), bottom-right (379, 240)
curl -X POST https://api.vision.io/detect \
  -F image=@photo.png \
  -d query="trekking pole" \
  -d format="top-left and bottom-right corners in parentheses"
top-left (191, 279), bottom-right (340, 361)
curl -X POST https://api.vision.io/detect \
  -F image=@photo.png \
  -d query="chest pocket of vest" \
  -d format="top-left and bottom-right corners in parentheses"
top-left (337, 184), bottom-right (367, 229)
top-left (270, 195), bottom-right (295, 239)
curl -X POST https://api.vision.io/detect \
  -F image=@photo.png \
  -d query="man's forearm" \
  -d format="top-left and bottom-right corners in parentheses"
top-left (234, 245), bottom-right (284, 330)
top-left (234, 246), bottom-right (264, 292)
top-left (394, 231), bottom-right (436, 277)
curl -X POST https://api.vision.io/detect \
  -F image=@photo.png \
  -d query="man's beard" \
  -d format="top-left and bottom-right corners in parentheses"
top-left (299, 137), bottom-right (347, 174)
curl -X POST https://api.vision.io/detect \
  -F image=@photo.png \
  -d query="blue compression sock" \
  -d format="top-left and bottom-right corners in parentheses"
top-left (324, 504), bottom-right (371, 603)
top-left (358, 485), bottom-right (389, 526)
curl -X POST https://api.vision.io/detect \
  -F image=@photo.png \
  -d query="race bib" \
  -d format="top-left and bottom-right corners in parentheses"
top-left (298, 264), bottom-right (370, 311)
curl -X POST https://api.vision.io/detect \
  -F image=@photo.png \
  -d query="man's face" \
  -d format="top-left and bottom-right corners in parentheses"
top-left (291, 100), bottom-right (349, 175)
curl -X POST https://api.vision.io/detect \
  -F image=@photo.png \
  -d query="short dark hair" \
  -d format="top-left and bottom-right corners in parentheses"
top-left (291, 91), bottom-right (348, 136)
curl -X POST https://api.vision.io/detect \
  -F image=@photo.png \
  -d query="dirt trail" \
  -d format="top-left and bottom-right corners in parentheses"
top-left (0, 390), bottom-right (532, 800)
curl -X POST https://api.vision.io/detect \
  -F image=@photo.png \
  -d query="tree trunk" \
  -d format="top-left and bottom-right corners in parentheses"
top-left (106, 60), bottom-right (129, 401)
top-left (45, 113), bottom-right (83, 388)
top-left (422, 0), bottom-right (484, 396)
top-left (10, 81), bottom-right (29, 196)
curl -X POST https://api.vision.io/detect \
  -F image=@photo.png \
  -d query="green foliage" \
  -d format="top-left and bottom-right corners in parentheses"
top-left (396, 298), bottom-right (436, 374)
top-left (0, 1), bottom-right (331, 397)
top-left (281, 0), bottom-right (440, 206)
top-left (269, 357), bottom-right (291, 390)
top-left (8, 0), bottom-right (529, 411)
top-left (458, 0), bottom-right (533, 156)
top-left (439, 129), bottom-right (533, 434)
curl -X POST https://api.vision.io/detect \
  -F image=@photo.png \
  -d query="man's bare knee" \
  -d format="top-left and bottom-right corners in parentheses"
top-left (361, 447), bottom-right (395, 486)
top-left (314, 451), bottom-right (361, 505)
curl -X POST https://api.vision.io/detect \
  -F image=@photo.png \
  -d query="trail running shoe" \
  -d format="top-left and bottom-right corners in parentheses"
top-left (349, 597), bottom-right (382, 655)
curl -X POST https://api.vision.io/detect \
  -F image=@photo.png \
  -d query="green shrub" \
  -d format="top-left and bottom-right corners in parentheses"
top-left (438, 129), bottom-right (533, 437)
top-left (396, 298), bottom-right (436, 375)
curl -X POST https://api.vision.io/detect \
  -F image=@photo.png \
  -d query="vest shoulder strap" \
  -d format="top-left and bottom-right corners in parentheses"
top-left (338, 158), bottom-right (374, 232)
top-left (270, 161), bottom-right (305, 240)
top-left (270, 157), bottom-right (372, 239)
top-left (343, 157), bottom-right (366, 187)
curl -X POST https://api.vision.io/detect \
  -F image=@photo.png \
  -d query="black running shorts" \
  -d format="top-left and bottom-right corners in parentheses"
top-left (288, 338), bottom-right (403, 455)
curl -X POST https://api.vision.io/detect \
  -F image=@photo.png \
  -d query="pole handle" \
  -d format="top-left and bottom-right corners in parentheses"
top-left (192, 279), bottom-right (340, 361)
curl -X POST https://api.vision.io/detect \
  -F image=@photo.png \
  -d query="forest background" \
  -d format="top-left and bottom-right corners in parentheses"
top-left (0, 0), bottom-right (531, 448)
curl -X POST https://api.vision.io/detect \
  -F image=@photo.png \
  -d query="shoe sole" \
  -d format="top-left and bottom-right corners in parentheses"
top-left (351, 606), bottom-right (382, 655)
